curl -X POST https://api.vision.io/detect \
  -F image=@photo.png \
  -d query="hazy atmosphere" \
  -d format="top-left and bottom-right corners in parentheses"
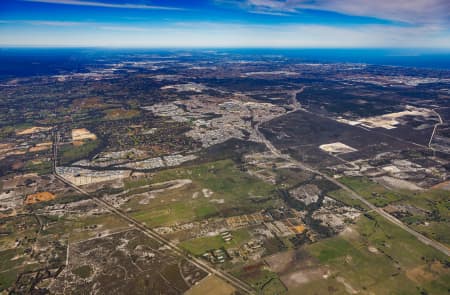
top-left (1, 1), bottom-right (450, 295)
top-left (1, 0), bottom-right (450, 47)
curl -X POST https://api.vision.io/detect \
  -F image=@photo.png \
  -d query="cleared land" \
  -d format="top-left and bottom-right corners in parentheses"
top-left (299, 213), bottom-right (449, 295)
top-left (185, 275), bottom-right (236, 295)
top-left (71, 128), bottom-right (97, 141)
top-left (319, 142), bottom-right (357, 154)
top-left (260, 110), bottom-right (416, 168)
top-left (123, 159), bottom-right (280, 227)
top-left (180, 229), bottom-right (251, 256)
top-left (16, 126), bottom-right (52, 135)
top-left (338, 176), bottom-right (450, 247)
top-left (25, 191), bottom-right (56, 204)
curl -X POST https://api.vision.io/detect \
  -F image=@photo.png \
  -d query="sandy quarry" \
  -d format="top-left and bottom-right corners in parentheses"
top-left (71, 128), bottom-right (97, 141)
top-left (29, 142), bottom-right (52, 152)
top-left (25, 191), bottom-right (56, 204)
top-left (319, 142), bottom-right (357, 154)
top-left (374, 175), bottom-right (423, 191)
top-left (16, 126), bottom-right (52, 135)
top-left (357, 106), bottom-right (435, 129)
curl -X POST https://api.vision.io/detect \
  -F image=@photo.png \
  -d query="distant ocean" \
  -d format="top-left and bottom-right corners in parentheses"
top-left (1, 48), bottom-right (450, 78)
top-left (229, 49), bottom-right (450, 70)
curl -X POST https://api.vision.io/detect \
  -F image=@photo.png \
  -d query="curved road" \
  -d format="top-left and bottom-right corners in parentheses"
top-left (429, 109), bottom-right (444, 156)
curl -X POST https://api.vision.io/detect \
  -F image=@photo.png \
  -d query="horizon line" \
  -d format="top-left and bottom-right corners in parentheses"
top-left (1, 46), bottom-right (450, 51)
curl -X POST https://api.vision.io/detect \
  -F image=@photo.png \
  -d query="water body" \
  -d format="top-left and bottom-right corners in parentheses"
top-left (1, 48), bottom-right (450, 78)
top-left (228, 48), bottom-right (450, 70)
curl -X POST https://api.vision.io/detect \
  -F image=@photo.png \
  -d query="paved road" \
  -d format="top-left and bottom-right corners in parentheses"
top-left (429, 109), bottom-right (444, 151)
top-left (51, 129), bottom-right (255, 294)
top-left (254, 91), bottom-right (450, 257)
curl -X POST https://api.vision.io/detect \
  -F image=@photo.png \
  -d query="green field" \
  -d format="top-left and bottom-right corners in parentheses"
top-left (0, 215), bottom-right (40, 251)
top-left (274, 168), bottom-right (314, 188)
top-left (327, 188), bottom-right (370, 210)
top-left (232, 265), bottom-right (287, 295)
top-left (287, 279), bottom-right (347, 295)
top-left (0, 216), bottom-right (52, 291)
top-left (131, 200), bottom-right (205, 228)
top-left (72, 265), bottom-right (92, 279)
top-left (104, 108), bottom-right (140, 120)
top-left (337, 176), bottom-right (450, 247)
top-left (180, 229), bottom-right (250, 256)
top-left (41, 213), bottom-right (130, 243)
top-left (0, 269), bottom-right (19, 292)
top-left (24, 159), bottom-right (52, 175)
top-left (59, 139), bottom-right (100, 164)
top-left (185, 275), bottom-right (236, 295)
top-left (0, 258), bottom-right (41, 292)
top-left (124, 159), bottom-right (281, 227)
top-left (339, 176), bottom-right (403, 207)
top-left (304, 212), bottom-right (449, 294)
top-left (413, 221), bottom-right (450, 248)
top-left (261, 277), bottom-right (287, 295)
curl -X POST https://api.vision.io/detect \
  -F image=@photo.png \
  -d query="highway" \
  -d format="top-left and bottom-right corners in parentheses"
top-left (51, 129), bottom-right (255, 294)
top-left (429, 109), bottom-right (444, 152)
top-left (49, 89), bottom-right (448, 295)
top-left (254, 92), bottom-right (450, 257)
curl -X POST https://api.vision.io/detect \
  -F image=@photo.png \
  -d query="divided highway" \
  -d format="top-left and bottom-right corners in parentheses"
top-left (51, 129), bottom-right (255, 294)
top-left (254, 91), bottom-right (450, 257)
top-left (50, 88), bottom-right (448, 295)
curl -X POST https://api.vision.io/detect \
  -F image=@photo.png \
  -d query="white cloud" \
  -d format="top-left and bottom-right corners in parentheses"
top-left (225, 0), bottom-right (450, 24)
top-left (0, 19), bottom-right (90, 26)
top-left (2, 22), bottom-right (449, 48)
top-left (98, 25), bottom-right (152, 32)
top-left (23, 0), bottom-right (184, 10)
top-left (26, 20), bottom-right (85, 26)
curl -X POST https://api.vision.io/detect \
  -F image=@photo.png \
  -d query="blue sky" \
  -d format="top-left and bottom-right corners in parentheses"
top-left (0, 0), bottom-right (449, 48)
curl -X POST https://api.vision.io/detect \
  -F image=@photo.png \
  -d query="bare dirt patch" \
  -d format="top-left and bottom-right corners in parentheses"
top-left (266, 250), bottom-right (327, 289)
top-left (16, 126), bottom-right (52, 135)
top-left (374, 176), bottom-right (423, 191)
top-left (357, 106), bottom-right (435, 130)
top-left (25, 191), bottom-right (56, 204)
top-left (432, 180), bottom-right (450, 191)
top-left (185, 275), bottom-right (236, 295)
top-left (265, 250), bottom-right (296, 273)
top-left (202, 188), bottom-right (214, 198)
top-left (339, 227), bottom-right (359, 240)
top-left (319, 142), bottom-right (357, 154)
top-left (406, 261), bottom-right (449, 284)
top-left (28, 142), bottom-right (52, 152)
top-left (281, 267), bottom-right (328, 288)
top-left (71, 128), bottom-right (97, 141)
